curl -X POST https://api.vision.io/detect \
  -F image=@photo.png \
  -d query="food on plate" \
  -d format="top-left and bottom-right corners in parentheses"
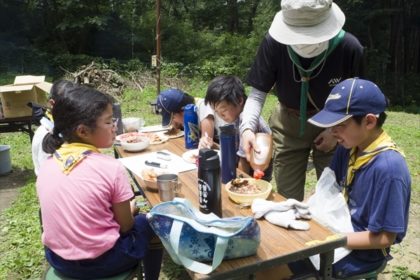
top-left (147, 133), bottom-right (164, 144)
top-left (142, 168), bottom-right (158, 181)
top-left (117, 132), bottom-right (142, 143)
top-left (164, 126), bottom-right (179, 136)
top-left (124, 135), bottom-right (145, 144)
top-left (160, 127), bottom-right (183, 139)
top-left (189, 152), bottom-right (199, 163)
top-left (182, 149), bottom-right (199, 164)
top-left (229, 178), bottom-right (263, 194)
top-left (118, 132), bottom-right (167, 145)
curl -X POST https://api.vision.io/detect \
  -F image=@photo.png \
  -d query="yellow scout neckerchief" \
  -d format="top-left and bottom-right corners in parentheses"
top-left (45, 110), bottom-right (53, 122)
top-left (53, 143), bottom-right (100, 174)
top-left (344, 131), bottom-right (404, 201)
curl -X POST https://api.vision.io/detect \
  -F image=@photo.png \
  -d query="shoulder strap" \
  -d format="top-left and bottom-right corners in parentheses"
top-left (169, 220), bottom-right (229, 274)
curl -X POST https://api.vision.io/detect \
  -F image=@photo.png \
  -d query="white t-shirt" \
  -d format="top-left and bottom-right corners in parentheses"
top-left (32, 117), bottom-right (53, 176)
top-left (195, 98), bottom-right (228, 139)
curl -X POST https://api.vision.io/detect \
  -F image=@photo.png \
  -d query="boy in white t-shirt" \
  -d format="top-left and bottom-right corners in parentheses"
top-left (204, 75), bottom-right (273, 181)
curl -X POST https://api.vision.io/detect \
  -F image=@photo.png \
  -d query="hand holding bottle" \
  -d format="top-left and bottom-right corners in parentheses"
top-left (250, 133), bottom-right (273, 175)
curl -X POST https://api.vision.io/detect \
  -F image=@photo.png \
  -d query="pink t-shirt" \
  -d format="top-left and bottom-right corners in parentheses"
top-left (36, 152), bottom-right (133, 260)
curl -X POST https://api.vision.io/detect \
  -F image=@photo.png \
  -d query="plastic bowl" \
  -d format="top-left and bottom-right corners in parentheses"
top-left (122, 117), bottom-right (145, 132)
top-left (117, 132), bottom-right (150, 152)
top-left (225, 178), bottom-right (272, 205)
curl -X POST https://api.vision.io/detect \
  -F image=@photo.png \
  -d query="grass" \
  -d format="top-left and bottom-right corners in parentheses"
top-left (0, 82), bottom-right (419, 279)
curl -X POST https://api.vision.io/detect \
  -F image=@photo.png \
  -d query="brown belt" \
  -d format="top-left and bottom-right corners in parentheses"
top-left (280, 104), bottom-right (318, 118)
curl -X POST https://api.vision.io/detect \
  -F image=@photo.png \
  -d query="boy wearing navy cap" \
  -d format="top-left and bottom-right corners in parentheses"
top-left (308, 78), bottom-right (411, 278)
top-left (156, 88), bottom-right (228, 148)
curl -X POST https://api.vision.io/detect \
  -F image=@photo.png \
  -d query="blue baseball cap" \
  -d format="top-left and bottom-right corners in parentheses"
top-left (308, 78), bottom-right (387, 128)
top-left (156, 89), bottom-right (187, 127)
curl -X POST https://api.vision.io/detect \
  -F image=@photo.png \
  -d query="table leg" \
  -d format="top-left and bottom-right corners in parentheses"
top-left (319, 250), bottom-right (334, 279)
top-left (28, 121), bottom-right (34, 142)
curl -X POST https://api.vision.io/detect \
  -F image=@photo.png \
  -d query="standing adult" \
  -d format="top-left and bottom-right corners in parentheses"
top-left (240, 0), bottom-right (364, 201)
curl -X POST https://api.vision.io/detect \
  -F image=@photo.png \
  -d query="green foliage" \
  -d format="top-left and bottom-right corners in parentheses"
top-left (121, 87), bottom-right (161, 126)
top-left (1, 0), bottom-right (419, 106)
top-left (0, 181), bottom-right (44, 279)
top-left (391, 266), bottom-right (420, 280)
top-left (51, 53), bottom-right (99, 73)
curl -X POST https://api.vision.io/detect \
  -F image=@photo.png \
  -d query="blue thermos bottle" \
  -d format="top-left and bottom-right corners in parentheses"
top-left (183, 104), bottom-right (199, 149)
top-left (220, 124), bottom-right (237, 184)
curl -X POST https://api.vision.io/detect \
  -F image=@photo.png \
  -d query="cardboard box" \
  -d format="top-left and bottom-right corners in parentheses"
top-left (0, 75), bottom-right (52, 118)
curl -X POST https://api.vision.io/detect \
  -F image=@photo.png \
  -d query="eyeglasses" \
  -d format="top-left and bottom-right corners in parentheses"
top-left (111, 117), bottom-right (119, 127)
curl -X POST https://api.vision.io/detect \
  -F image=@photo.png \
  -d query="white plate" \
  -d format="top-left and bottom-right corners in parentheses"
top-left (140, 125), bottom-right (168, 133)
top-left (182, 149), bottom-right (220, 164)
top-left (182, 149), bottom-right (199, 164)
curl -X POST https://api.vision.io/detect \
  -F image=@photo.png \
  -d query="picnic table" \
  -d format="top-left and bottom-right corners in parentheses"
top-left (115, 136), bottom-right (346, 280)
top-left (0, 116), bottom-right (34, 141)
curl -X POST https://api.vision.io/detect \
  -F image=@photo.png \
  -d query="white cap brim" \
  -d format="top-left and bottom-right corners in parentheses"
top-left (268, 3), bottom-right (345, 45)
top-left (308, 110), bottom-right (352, 128)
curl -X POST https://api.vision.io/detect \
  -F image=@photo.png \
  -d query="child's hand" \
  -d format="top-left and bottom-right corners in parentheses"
top-left (198, 132), bottom-right (213, 149)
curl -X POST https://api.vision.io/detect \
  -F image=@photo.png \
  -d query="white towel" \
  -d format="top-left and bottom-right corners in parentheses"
top-left (251, 198), bottom-right (311, 230)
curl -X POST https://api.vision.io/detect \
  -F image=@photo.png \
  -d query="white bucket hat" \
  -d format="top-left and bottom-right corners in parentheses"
top-left (269, 0), bottom-right (345, 45)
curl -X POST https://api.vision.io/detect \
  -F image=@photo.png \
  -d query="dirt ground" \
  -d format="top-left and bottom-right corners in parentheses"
top-left (0, 168), bottom-right (419, 278)
top-left (0, 168), bottom-right (32, 213)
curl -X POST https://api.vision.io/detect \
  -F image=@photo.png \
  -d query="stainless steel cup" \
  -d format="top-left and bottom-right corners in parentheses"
top-left (157, 174), bottom-right (181, 201)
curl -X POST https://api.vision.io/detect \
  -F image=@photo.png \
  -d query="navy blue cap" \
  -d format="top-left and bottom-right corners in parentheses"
top-left (308, 78), bottom-right (387, 128)
top-left (156, 89), bottom-right (187, 127)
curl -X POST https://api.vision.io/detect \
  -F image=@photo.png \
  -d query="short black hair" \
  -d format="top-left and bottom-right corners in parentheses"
top-left (352, 112), bottom-right (387, 128)
top-left (177, 93), bottom-right (195, 113)
top-left (204, 75), bottom-right (246, 107)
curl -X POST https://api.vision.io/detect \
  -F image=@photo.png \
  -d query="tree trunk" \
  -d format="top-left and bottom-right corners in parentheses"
top-left (227, 0), bottom-right (239, 33)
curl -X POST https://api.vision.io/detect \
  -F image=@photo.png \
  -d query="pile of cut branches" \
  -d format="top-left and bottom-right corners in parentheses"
top-left (61, 62), bottom-right (125, 98)
top-left (60, 62), bottom-right (190, 99)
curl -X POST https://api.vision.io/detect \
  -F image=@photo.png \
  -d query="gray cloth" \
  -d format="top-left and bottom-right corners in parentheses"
top-left (239, 87), bottom-right (267, 135)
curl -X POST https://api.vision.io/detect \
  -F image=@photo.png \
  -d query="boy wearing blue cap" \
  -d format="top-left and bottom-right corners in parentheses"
top-left (156, 88), bottom-right (227, 148)
top-left (308, 78), bottom-right (411, 278)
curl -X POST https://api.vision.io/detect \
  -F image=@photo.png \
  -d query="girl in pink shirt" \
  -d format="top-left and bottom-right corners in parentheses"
top-left (36, 84), bottom-right (162, 279)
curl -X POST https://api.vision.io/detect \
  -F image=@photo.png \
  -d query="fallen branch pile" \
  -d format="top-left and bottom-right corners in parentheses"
top-left (60, 62), bottom-right (190, 98)
top-left (61, 62), bottom-right (125, 98)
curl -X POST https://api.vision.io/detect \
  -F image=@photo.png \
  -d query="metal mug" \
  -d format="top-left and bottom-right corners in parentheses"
top-left (157, 174), bottom-right (181, 201)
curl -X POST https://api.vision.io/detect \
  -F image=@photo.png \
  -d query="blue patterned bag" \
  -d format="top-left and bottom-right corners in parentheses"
top-left (146, 198), bottom-right (260, 274)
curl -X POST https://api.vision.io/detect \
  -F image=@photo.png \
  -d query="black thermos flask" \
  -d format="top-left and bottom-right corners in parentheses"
top-left (198, 148), bottom-right (222, 217)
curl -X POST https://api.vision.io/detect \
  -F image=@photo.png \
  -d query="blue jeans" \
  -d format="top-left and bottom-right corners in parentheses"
top-left (45, 214), bottom-right (163, 280)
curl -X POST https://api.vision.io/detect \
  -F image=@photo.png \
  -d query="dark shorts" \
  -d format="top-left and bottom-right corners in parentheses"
top-left (45, 214), bottom-right (155, 279)
top-left (333, 250), bottom-right (388, 278)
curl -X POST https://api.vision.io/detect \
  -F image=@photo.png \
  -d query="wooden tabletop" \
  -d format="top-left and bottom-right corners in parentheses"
top-left (115, 137), bottom-right (346, 280)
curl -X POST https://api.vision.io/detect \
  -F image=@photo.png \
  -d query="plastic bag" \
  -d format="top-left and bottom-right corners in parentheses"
top-left (306, 167), bottom-right (353, 270)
